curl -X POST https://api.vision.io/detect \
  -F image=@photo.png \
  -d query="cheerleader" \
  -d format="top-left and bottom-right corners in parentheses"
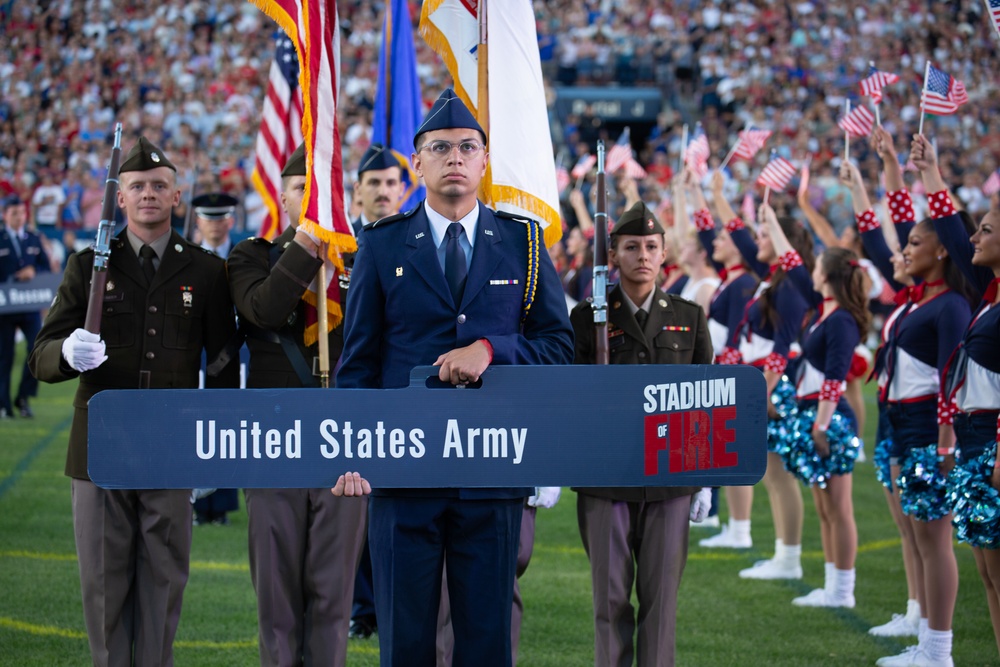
top-left (915, 134), bottom-right (1000, 658)
top-left (870, 134), bottom-right (976, 667)
top-left (672, 169), bottom-right (722, 315)
top-left (685, 170), bottom-right (759, 537)
top-left (764, 203), bottom-right (866, 607)
top-left (699, 173), bottom-right (812, 586)
top-left (843, 126), bottom-right (923, 639)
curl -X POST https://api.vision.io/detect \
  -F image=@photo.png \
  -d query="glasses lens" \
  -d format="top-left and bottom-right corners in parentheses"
top-left (459, 142), bottom-right (479, 154)
top-left (429, 141), bottom-right (450, 155)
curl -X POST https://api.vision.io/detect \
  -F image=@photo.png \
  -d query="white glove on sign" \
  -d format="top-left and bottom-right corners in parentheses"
top-left (527, 486), bottom-right (561, 509)
top-left (689, 488), bottom-right (712, 522)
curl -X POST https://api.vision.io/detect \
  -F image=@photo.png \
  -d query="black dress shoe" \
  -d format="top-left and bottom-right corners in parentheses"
top-left (15, 398), bottom-right (32, 418)
top-left (349, 618), bottom-right (376, 639)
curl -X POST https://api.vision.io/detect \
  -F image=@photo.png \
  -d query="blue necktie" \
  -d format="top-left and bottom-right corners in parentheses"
top-left (9, 233), bottom-right (21, 261)
top-left (445, 222), bottom-right (467, 305)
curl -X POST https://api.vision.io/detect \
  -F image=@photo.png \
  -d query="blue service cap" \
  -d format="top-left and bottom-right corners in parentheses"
top-left (2, 195), bottom-right (24, 210)
top-left (413, 88), bottom-right (486, 149)
top-left (358, 143), bottom-right (402, 175)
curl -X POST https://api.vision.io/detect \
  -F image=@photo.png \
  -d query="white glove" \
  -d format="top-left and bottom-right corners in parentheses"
top-left (689, 488), bottom-right (712, 523)
top-left (191, 488), bottom-right (217, 503)
top-left (61, 328), bottom-right (108, 372)
top-left (527, 486), bottom-right (561, 509)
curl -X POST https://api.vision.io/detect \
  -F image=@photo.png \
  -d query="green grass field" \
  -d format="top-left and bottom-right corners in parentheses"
top-left (0, 343), bottom-right (997, 666)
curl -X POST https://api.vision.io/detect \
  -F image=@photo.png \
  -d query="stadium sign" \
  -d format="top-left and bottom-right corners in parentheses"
top-left (88, 365), bottom-right (766, 489)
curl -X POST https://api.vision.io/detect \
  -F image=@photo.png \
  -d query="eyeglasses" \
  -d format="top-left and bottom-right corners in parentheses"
top-left (419, 140), bottom-right (486, 158)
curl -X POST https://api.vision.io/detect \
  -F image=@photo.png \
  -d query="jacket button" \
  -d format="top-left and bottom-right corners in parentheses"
top-left (457, 314), bottom-right (466, 324)
top-left (638, 351), bottom-right (647, 359)
top-left (673, 343), bottom-right (679, 349)
top-left (145, 352), bottom-right (155, 360)
top-left (148, 306), bottom-right (157, 313)
top-left (147, 328), bottom-right (156, 336)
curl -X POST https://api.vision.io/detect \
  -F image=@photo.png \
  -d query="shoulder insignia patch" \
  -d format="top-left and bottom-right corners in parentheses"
top-left (367, 205), bottom-right (419, 230)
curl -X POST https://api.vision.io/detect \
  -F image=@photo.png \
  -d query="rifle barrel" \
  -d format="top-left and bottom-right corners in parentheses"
top-left (84, 123), bottom-right (123, 334)
top-left (592, 141), bottom-right (609, 365)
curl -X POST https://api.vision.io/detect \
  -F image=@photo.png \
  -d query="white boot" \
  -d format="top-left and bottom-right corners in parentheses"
top-left (698, 519), bottom-right (752, 548)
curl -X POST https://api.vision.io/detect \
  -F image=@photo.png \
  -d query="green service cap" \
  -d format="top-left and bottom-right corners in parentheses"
top-left (610, 201), bottom-right (665, 237)
top-left (119, 136), bottom-right (176, 173)
top-left (281, 143), bottom-right (307, 177)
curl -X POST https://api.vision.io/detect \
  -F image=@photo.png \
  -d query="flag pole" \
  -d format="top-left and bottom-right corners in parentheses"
top-left (679, 123), bottom-right (689, 175)
top-left (719, 121), bottom-right (749, 172)
top-left (316, 244), bottom-right (331, 388)
top-left (869, 61), bottom-right (882, 126)
top-left (918, 61), bottom-right (931, 136)
top-left (844, 100), bottom-right (851, 163)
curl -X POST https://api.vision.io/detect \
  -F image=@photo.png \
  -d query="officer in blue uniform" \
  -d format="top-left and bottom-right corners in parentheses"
top-left (0, 195), bottom-right (51, 418)
top-left (351, 143), bottom-right (407, 237)
top-left (335, 89), bottom-right (574, 666)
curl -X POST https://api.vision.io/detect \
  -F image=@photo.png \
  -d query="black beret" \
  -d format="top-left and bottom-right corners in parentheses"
top-left (358, 143), bottom-right (402, 175)
top-left (281, 143), bottom-right (306, 177)
top-left (119, 136), bottom-right (176, 173)
top-left (610, 201), bottom-right (665, 237)
top-left (413, 88), bottom-right (486, 149)
top-left (192, 192), bottom-right (238, 220)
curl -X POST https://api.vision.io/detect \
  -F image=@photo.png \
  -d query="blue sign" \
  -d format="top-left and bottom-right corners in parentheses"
top-left (0, 273), bottom-right (61, 314)
top-left (553, 86), bottom-right (663, 123)
top-left (88, 365), bottom-right (767, 489)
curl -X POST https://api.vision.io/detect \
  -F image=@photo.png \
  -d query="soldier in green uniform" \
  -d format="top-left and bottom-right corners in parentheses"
top-left (29, 136), bottom-right (240, 667)
top-left (570, 201), bottom-right (714, 667)
top-left (226, 143), bottom-right (367, 667)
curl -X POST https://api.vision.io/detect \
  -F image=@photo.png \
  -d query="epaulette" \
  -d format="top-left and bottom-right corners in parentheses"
top-left (494, 210), bottom-right (540, 227)
top-left (367, 205), bottom-right (419, 230)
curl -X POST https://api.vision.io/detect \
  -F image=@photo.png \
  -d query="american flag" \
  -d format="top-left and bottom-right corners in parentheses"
top-left (254, 0), bottom-right (354, 342)
top-left (555, 164), bottom-right (570, 193)
top-left (605, 128), bottom-right (633, 174)
top-left (623, 157), bottom-right (647, 180)
top-left (756, 156), bottom-right (797, 191)
top-left (859, 65), bottom-right (899, 105)
top-left (921, 64), bottom-right (969, 116)
top-left (741, 192), bottom-right (756, 224)
top-left (838, 103), bottom-right (875, 138)
top-left (250, 34), bottom-right (304, 240)
top-left (684, 125), bottom-right (711, 178)
top-left (732, 129), bottom-right (772, 162)
top-left (984, 169), bottom-right (1000, 197)
top-left (987, 0), bottom-right (1000, 42)
top-left (570, 153), bottom-right (597, 179)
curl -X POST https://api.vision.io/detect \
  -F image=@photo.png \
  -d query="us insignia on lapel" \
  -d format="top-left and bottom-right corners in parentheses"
top-left (396, 267), bottom-right (403, 277)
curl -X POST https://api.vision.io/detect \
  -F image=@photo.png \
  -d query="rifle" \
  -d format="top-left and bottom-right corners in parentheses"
top-left (592, 141), bottom-right (609, 365)
top-left (84, 123), bottom-right (123, 334)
